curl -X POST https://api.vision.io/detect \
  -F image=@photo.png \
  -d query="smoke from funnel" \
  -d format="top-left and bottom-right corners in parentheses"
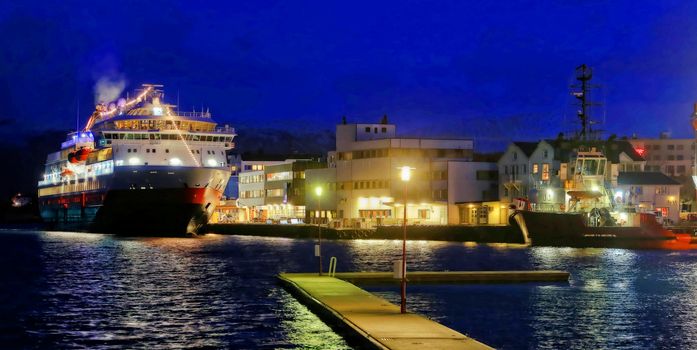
top-left (94, 76), bottom-right (126, 104)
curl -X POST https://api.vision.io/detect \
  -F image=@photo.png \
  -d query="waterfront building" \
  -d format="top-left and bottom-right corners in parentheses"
top-left (264, 159), bottom-right (326, 221)
top-left (223, 152), bottom-right (241, 200)
top-left (498, 139), bottom-right (646, 211)
top-left (498, 141), bottom-right (559, 210)
top-left (447, 160), bottom-right (501, 224)
top-left (628, 133), bottom-right (694, 175)
top-left (332, 117), bottom-right (474, 227)
top-left (615, 172), bottom-right (681, 224)
top-left (304, 168), bottom-right (337, 224)
top-left (237, 155), bottom-right (325, 222)
top-left (628, 132), bottom-right (696, 211)
top-left (237, 157), bottom-right (291, 222)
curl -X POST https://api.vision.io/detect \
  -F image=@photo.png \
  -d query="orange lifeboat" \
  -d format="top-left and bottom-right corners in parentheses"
top-left (77, 148), bottom-right (91, 161)
top-left (60, 168), bottom-right (74, 177)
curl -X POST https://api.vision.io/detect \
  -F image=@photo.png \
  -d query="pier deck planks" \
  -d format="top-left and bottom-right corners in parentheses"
top-left (279, 273), bottom-right (494, 350)
top-left (333, 270), bottom-right (570, 284)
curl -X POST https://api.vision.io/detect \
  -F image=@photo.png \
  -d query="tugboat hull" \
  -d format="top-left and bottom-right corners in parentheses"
top-left (511, 210), bottom-right (696, 249)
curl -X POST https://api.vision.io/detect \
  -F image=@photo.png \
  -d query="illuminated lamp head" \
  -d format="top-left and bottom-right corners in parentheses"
top-left (400, 166), bottom-right (412, 182)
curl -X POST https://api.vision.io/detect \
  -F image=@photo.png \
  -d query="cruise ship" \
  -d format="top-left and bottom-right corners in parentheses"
top-left (37, 84), bottom-right (235, 235)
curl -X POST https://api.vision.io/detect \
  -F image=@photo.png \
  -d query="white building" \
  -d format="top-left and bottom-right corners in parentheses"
top-left (616, 172), bottom-right (681, 224)
top-left (237, 158), bottom-right (291, 222)
top-left (333, 118), bottom-right (473, 227)
top-left (446, 161), bottom-right (501, 224)
top-left (628, 133), bottom-right (696, 211)
top-left (628, 133), bottom-right (695, 176)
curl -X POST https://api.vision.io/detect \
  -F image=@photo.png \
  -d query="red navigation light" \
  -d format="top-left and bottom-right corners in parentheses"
top-left (635, 147), bottom-right (646, 157)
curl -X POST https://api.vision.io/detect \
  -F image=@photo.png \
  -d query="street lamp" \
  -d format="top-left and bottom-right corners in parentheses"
top-left (315, 185), bottom-right (323, 276)
top-left (399, 166), bottom-right (412, 314)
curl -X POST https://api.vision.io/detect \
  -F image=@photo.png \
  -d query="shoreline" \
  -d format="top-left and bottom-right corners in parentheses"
top-left (204, 223), bottom-right (525, 243)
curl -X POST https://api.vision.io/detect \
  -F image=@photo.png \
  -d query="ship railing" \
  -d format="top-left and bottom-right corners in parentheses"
top-left (175, 111), bottom-right (212, 118)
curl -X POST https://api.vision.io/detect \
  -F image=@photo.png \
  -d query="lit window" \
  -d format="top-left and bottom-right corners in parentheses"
top-left (533, 164), bottom-right (539, 174)
top-left (542, 163), bottom-right (550, 181)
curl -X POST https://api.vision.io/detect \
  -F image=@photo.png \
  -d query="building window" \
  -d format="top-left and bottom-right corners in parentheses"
top-left (653, 145), bottom-right (660, 150)
top-left (668, 145), bottom-right (675, 150)
top-left (666, 165), bottom-right (675, 175)
top-left (668, 155), bottom-right (675, 160)
top-left (504, 165), bottom-right (508, 175)
top-left (365, 127), bottom-right (370, 132)
top-left (654, 155), bottom-right (661, 160)
top-left (677, 155), bottom-right (684, 160)
top-left (513, 152), bottom-right (517, 160)
top-left (533, 164), bottom-right (539, 174)
top-left (381, 127), bottom-right (387, 133)
top-left (417, 209), bottom-right (430, 219)
top-left (677, 144), bottom-right (684, 150)
top-left (677, 165), bottom-right (686, 174)
top-left (543, 150), bottom-right (548, 158)
top-left (542, 163), bottom-right (550, 181)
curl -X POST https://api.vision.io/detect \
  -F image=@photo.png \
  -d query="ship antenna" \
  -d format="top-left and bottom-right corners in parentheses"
top-left (76, 97), bottom-right (80, 133)
top-left (571, 64), bottom-right (602, 141)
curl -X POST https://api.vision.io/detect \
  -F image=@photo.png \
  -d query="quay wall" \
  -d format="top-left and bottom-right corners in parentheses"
top-left (203, 224), bottom-right (525, 243)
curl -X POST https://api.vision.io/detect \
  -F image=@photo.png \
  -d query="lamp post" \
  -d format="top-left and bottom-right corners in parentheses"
top-left (399, 166), bottom-right (412, 314)
top-left (315, 185), bottom-right (323, 276)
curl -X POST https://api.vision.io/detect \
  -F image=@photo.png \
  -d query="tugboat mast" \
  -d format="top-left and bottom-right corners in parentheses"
top-left (572, 64), bottom-right (601, 141)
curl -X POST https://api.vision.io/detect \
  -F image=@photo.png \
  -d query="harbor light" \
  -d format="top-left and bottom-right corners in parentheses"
top-left (397, 165), bottom-right (413, 314)
top-left (400, 166), bottom-right (412, 182)
top-left (315, 185), bottom-right (323, 276)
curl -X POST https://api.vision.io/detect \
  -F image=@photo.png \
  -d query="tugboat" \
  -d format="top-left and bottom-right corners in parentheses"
top-left (509, 65), bottom-right (697, 249)
top-left (509, 150), bottom-right (695, 249)
top-left (37, 84), bottom-right (236, 235)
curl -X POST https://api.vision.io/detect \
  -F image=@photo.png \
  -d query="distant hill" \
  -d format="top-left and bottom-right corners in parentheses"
top-left (233, 127), bottom-right (335, 156)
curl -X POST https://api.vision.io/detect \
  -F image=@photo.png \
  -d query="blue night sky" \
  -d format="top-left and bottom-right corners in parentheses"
top-left (2, 0), bottom-right (697, 148)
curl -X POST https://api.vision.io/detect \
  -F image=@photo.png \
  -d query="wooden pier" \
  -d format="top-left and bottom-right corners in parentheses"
top-left (333, 270), bottom-right (570, 284)
top-left (279, 272), bottom-right (495, 349)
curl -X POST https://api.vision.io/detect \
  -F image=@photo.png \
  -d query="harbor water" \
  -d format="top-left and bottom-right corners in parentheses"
top-left (2, 229), bottom-right (697, 349)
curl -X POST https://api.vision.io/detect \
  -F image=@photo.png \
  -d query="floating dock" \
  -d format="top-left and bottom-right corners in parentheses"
top-left (333, 270), bottom-right (570, 284)
top-left (279, 272), bottom-right (495, 349)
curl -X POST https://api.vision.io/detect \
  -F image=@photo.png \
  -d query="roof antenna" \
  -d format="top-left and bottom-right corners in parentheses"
top-left (76, 97), bottom-right (80, 133)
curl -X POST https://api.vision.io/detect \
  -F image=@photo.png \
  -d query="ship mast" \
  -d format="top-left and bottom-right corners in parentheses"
top-left (571, 64), bottom-right (602, 141)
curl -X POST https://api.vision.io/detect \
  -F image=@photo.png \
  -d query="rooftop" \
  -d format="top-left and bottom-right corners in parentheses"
top-left (618, 172), bottom-right (681, 185)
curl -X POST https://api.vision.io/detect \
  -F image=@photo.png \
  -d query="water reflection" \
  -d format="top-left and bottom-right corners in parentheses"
top-left (0, 231), bottom-right (349, 349)
top-left (4, 231), bottom-right (697, 349)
